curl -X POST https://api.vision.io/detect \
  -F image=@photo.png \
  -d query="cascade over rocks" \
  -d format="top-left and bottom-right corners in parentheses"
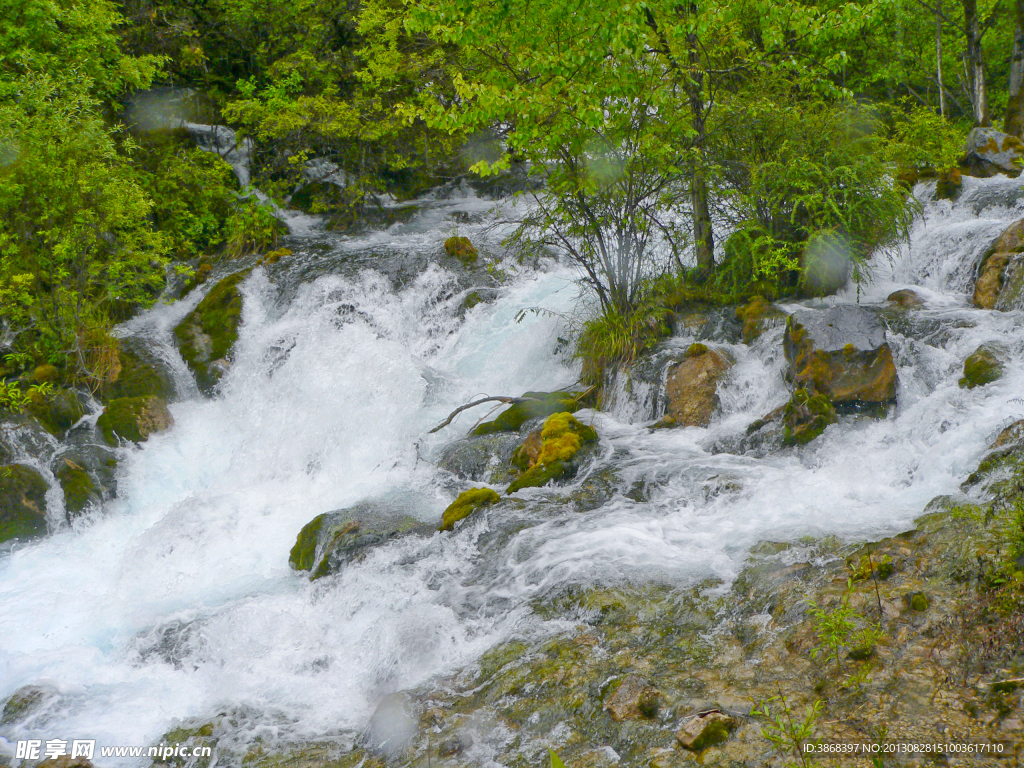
top-left (653, 343), bottom-right (734, 429)
top-left (174, 270), bottom-right (250, 394)
top-left (289, 502), bottom-right (432, 579)
top-left (973, 218), bottom-right (1024, 309)
top-left (0, 464), bottom-right (48, 543)
top-left (96, 396), bottom-right (173, 445)
top-left (783, 306), bottom-right (898, 413)
top-left (961, 127), bottom-right (1024, 178)
top-left (734, 296), bottom-right (785, 343)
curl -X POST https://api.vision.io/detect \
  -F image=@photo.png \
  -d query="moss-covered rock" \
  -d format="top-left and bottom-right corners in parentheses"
top-left (603, 675), bottom-right (659, 721)
top-left (55, 459), bottom-right (100, 518)
top-left (653, 343), bottom-right (733, 429)
top-left (886, 288), bottom-right (925, 308)
top-left (782, 388), bottom-right (837, 446)
top-left (676, 711), bottom-right (738, 751)
top-left (471, 391), bottom-right (582, 435)
top-left (31, 364), bottom-right (60, 384)
top-left (0, 464), bottom-right (48, 543)
top-left (507, 412), bottom-right (598, 493)
top-left (26, 388), bottom-right (85, 436)
top-left (99, 344), bottom-right (175, 402)
top-left (290, 503), bottom-right (433, 577)
top-left (960, 345), bottom-right (1004, 388)
top-left (444, 236), bottom-right (478, 264)
top-left (96, 396), bottom-right (173, 445)
top-left (439, 487), bottom-right (501, 531)
top-left (0, 685), bottom-right (51, 725)
top-left (174, 270), bottom-right (250, 394)
top-left (735, 296), bottom-right (785, 343)
top-left (934, 166), bottom-right (962, 200)
top-left (784, 306), bottom-right (897, 413)
top-left (973, 219), bottom-right (1024, 310)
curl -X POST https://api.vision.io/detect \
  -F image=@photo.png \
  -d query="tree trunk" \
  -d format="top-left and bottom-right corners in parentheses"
top-left (936, 0), bottom-right (946, 117)
top-left (963, 0), bottom-right (991, 126)
top-left (1006, 0), bottom-right (1024, 136)
top-left (685, 18), bottom-right (714, 270)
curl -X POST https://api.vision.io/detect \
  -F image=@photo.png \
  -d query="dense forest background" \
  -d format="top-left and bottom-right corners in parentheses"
top-left (1, 0), bottom-right (1022, 402)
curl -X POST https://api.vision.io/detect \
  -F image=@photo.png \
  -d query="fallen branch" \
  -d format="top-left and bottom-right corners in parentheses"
top-left (428, 396), bottom-right (534, 434)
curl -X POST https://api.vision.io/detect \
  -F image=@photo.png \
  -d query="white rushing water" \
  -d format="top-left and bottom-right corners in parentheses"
top-left (1, 177), bottom-right (1024, 762)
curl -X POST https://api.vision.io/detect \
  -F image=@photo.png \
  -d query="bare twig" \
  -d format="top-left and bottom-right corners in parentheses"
top-left (428, 396), bottom-right (534, 433)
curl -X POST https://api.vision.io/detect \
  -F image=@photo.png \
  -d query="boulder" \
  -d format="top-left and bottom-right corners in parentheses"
top-left (55, 458), bottom-right (100, 518)
top-left (99, 343), bottom-right (175, 402)
top-left (444, 236), bottom-right (478, 264)
top-left (436, 432), bottom-right (522, 485)
top-left (782, 388), bottom-right (838, 446)
top-left (506, 412), bottom-right (598, 493)
top-left (96, 396), bottom-right (173, 445)
top-left (886, 289), bottom-right (925, 308)
top-left (26, 388), bottom-right (85, 436)
top-left (174, 270), bottom-right (250, 394)
top-left (676, 710), bottom-right (739, 751)
top-left (960, 127), bottom-right (1023, 178)
top-left (1, 684), bottom-right (54, 725)
top-left (783, 306), bottom-right (897, 412)
top-left (959, 345), bottom-right (1004, 389)
top-left (0, 464), bottom-right (48, 543)
top-left (735, 296), bottom-right (785, 343)
top-left (290, 503), bottom-right (432, 578)
top-left (471, 391), bottom-right (581, 435)
top-left (439, 487), bottom-right (501, 531)
top-left (972, 219), bottom-right (1024, 310)
top-left (602, 675), bottom-right (659, 721)
top-left (653, 343), bottom-right (733, 428)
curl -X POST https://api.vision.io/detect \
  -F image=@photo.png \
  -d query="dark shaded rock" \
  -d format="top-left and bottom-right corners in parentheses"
top-left (603, 675), bottom-right (659, 721)
top-left (436, 735), bottom-right (470, 757)
top-left (436, 431), bottom-right (522, 484)
top-left (0, 464), bottom-right (48, 543)
top-left (959, 345), bottom-right (1004, 389)
top-left (887, 288), bottom-right (925, 308)
top-left (653, 343), bottom-right (733, 428)
top-left (506, 412), bottom-right (598, 493)
top-left (439, 487), bottom-right (501, 531)
top-left (26, 388), bottom-right (85, 436)
top-left (289, 502), bottom-right (432, 579)
top-left (472, 391), bottom-right (581, 435)
top-left (97, 396), bottom-right (173, 445)
top-left (935, 167), bottom-right (963, 200)
top-left (973, 219), bottom-right (1024, 310)
top-left (676, 710), bottom-right (739, 751)
top-left (782, 388), bottom-right (838, 446)
top-left (960, 127), bottom-right (1023, 178)
top-left (55, 458), bottom-right (100, 518)
top-left (174, 270), bottom-right (250, 394)
top-left (784, 306), bottom-right (897, 412)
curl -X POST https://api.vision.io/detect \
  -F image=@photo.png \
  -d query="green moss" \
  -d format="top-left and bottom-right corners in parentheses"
top-left (959, 346), bottom-right (1004, 389)
top-left (782, 388), bottom-right (837, 446)
top-left (174, 270), bottom-right (251, 393)
top-left (686, 719), bottom-right (731, 752)
top-left (55, 460), bottom-right (98, 517)
top-left (100, 346), bottom-right (174, 402)
top-left (0, 464), bottom-right (48, 543)
top-left (506, 412), bottom-right (598, 493)
top-left (472, 391), bottom-right (581, 435)
top-left (26, 388), bottom-right (84, 435)
top-left (289, 514), bottom-right (327, 571)
top-left (31, 364), bottom-right (60, 384)
top-left (0, 686), bottom-right (46, 725)
top-left (462, 291), bottom-right (483, 311)
top-left (684, 342), bottom-right (709, 358)
top-left (96, 395), bottom-right (173, 445)
top-left (444, 236), bottom-right (478, 264)
top-left (440, 487), bottom-right (501, 531)
top-left (908, 592), bottom-right (929, 611)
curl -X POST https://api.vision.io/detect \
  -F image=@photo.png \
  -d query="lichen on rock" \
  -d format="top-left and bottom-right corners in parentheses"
top-left (96, 395), bottom-right (173, 445)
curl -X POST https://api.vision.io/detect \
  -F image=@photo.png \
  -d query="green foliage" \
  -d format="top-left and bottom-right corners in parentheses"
top-left (808, 579), bottom-right (885, 690)
top-left (548, 748), bottom-right (567, 768)
top-left (884, 104), bottom-right (969, 174)
top-left (751, 695), bottom-right (822, 768)
top-left (0, 381), bottom-right (53, 414)
top-left (575, 302), bottom-right (672, 387)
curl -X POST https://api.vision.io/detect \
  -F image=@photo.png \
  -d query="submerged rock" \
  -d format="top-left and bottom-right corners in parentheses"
top-left (676, 710), bottom-right (739, 751)
top-left (290, 503), bottom-right (432, 578)
top-left (506, 412), bottom-right (598, 493)
top-left (972, 219), bottom-right (1024, 310)
top-left (886, 288), bottom-right (925, 308)
top-left (0, 464), bottom-right (48, 543)
top-left (174, 270), bottom-right (250, 394)
top-left (960, 345), bottom-right (1004, 388)
top-left (653, 343), bottom-right (733, 428)
top-left (961, 127), bottom-right (1024, 179)
top-left (603, 675), bottom-right (659, 721)
top-left (783, 306), bottom-right (897, 413)
top-left (0, 684), bottom-right (53, 725)
top-left (96, 396), bottom-right (173, 445)
top-left (439, 487), bottom-right (501, 531)
top-left (472, 391), bottom-right (582, 435)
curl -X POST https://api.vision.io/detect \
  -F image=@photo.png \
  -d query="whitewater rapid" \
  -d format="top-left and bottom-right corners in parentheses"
top-left (1, 176), bottom-right (1024, 761)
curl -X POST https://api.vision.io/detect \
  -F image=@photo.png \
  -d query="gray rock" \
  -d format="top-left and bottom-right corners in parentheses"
top-left (436, 432), bottom-right (523, 485)
top-left (961, 128), bottom-right (1023, 178)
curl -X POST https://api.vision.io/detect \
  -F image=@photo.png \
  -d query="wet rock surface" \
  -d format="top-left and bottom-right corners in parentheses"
top-left (973, 218), bottom-right (1024, 310)
top-left (961, 127), bottom-right (1024, 179)
top-left (784, 306), bottom-right (897, 412)
top-left (174, 270), bottom-right (250, 394)
top-left (654, 344), bottom-right (733, 428)
top-left (97, 395), bottom-right (173, 445)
